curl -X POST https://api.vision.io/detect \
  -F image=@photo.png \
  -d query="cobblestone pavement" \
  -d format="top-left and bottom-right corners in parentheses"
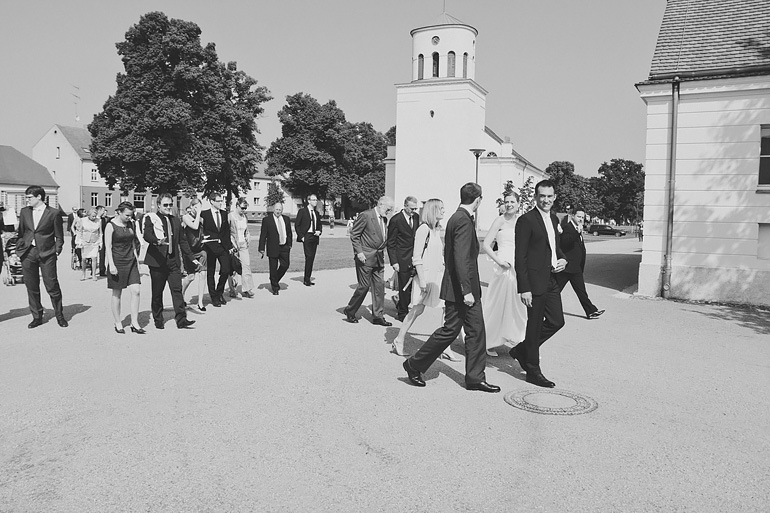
top-left (1, 238), bottom-right (768, 512)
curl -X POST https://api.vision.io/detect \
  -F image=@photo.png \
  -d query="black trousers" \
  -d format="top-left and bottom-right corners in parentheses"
top-left (520, 276), bottom-right (565, 373)
top-left (395, 267), bottom-right (413, 318)
top-left (269, 245), bottom-right (291, 289)
top-left (408, 299), bottom-right (487, 385)
top-left (148, 261), bottom-right (187, 326)
top-left (555, 271), bottom-right (597, 317)
top-left (204, 243), bottom-right (231, 300)
top-left (21, 247), bottom-right (63, 320)
top-left (345, 259), bottom-right (384, 319)
top-left (302, 236), bottom-right (318, 282)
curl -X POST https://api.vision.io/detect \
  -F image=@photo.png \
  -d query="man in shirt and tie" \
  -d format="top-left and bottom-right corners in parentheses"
top-left (387, 195), bottom-right (420, 322)
top-left (343, 196), bottom-right (394, 326)
top-left (259, 201), bottom-right (293, 295)
top-left (295, 194), bottom-right (322, 286)
top-left (511, 179), bottom-right (567, 388)
top-left (16, 185), bottom-right (67, 328)
top-left (143, 193), bottom-right (195, 329)
top-left (200, 192), bottom-right (232, 307)
top-left (556, 208), bottom-right (604, 320)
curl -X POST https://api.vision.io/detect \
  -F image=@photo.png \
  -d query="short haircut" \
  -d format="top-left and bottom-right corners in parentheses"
top-left (87, 207), bottom-right (98, 217)
top-left (503, 191), bottom-right (520, 203)
top-left (236, 197), bottom-right (248, 208)
top-left (306, 194), bottom-right (317, 201)
top-left (157, 193), bottom-right (174, 205)
top-left (459, 182), bottom-right (482, 205)
top-left (77, 208), bottom-right (86, 217)
top-left (189, 197), bottom-right (201, 206)
top-left (403, 195), bottom-right (418, 206)
top-left (574, 206), bottom-right (585, 214)
top-left (377, 196), bottom-right (394, 207)
top-left (25, 185), bottom-right (45, 201)
top-left (208, 192), bottom-right (222, 201)
top-left (420, 199), bottom-right (443, 229)
top-left (96, 205), bottom-right (105, 211)
top-left (271, 200), bottom-right (284, 208)
top-left (535, 179), bottom-right (556, 195)
top-left (116, 201), bottom-right (135, 213)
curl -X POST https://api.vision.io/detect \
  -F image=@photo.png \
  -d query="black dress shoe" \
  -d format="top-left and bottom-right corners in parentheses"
top-left (403, 360), bottom-right (426, 387)
top-left (155, 322), bottom-right (165, 330)
top-left (57, 318), bottom-right (68, 328)
top-left (130, 326), bottom-right (146, 334)
top-left (372, 317), bottom-right (392, 327)
top-left (211, 300), bottom-right (222, 307)
top-left (466, 381), bottom-right (501, 393)
top-left (197, 305), bottom-right (207, 312)
top-left (28, 318), bottom-right (43, 329)
top-left (588, 309), bottom-right (605, 319)
top-left (344, 314), bottom-right (358, 323)
top-left (508, 344), bottom-right (526, 369)
top-left (271, 288), bottom-right (279, 296)
top-left (114, 326), bottom-right (125, 334)
top-left (177, 319), bottom-right (196, 329)
top-left (526, 373), bottom-right (556, 388)
top-left (303, 281), bottom-right (314, 286)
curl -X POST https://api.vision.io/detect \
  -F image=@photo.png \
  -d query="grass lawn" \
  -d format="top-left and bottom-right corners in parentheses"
top-left (245, 225), bottom-right (355, 273)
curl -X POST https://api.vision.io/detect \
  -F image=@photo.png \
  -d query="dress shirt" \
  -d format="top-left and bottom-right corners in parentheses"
top-left (275, 214), bottom-right (286, 245)
top-left (32, 203), bottom-right (46, 229)
top-left (309, 207), bottom-right (316, 233)
top-left (537, 206), bottom-right (558, 267)
top-left (213, 209), bottom-right (221, 229)
top-left (403, 210), bottom-right (412, 229)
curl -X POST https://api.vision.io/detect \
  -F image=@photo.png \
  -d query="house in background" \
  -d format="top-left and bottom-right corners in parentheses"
top-left (636, 0), bottom-right (770, 306)
top-left (0, 145), bottom-right (59, 215)
top-left (386, 12), bottom-right (547, 229)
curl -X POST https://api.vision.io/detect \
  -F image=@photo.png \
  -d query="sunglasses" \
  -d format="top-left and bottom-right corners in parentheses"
top-left (161, 203), bottom-right (173, 207)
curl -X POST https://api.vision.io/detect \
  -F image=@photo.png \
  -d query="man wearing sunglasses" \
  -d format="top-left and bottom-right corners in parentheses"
top-left (143, 193), bottom-right (195, 329)
top-left (200, 192), bottom-right (232, 307)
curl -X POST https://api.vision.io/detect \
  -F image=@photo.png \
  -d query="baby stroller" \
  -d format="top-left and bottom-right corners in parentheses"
top-left (2, 234), bottom-right (23, 285)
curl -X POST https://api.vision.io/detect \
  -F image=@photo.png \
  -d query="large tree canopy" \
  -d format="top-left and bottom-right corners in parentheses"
top-left (545, 161), bottom-right (602, 216)
top-left (266, 92), bottom-right (386, 209)
top-left (89, 11), bottom-right (271, 198)
top-left (593, 158), bottom-right (645, 223)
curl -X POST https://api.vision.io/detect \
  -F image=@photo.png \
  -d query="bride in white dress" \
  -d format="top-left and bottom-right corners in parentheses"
top-left (482, 193), bottom-right (528, 356)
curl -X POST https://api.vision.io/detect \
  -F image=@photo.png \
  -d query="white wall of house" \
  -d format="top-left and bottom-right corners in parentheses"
top-left (637, 75), bottom-right (770, 306)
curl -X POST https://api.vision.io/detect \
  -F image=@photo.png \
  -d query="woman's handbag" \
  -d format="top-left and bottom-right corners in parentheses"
top-left (229, 250), bottom-right (242, 276)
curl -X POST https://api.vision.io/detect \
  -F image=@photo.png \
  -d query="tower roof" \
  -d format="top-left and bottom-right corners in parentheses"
top-left (411, 11), bottom-right (477, 36)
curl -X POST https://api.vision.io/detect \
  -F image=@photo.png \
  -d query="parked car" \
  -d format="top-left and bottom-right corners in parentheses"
top-left (587, 224), bottom-right (626, 237)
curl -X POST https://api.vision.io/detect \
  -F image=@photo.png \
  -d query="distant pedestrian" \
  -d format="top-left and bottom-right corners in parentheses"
top-left (105, 202), bottom-right (144, 334)
top-left (76, 207), bottom-right (101, 281)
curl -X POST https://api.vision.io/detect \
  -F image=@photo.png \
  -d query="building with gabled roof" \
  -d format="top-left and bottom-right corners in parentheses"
top-left (385, 12), bottom-right (547, 228)
top-left (636, 0), bottom-right (770, 306)
top-left (0, 145), bottom-right (60, 216)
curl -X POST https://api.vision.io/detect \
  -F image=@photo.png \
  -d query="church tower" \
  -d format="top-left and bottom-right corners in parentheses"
top-left (388, 12), bottom-right (489, 216)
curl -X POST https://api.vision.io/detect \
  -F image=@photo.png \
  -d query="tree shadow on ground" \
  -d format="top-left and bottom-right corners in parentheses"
top-left (584, 253), bottom-right (641, 292)
top-left (682, 304), bottom-right (770, 336)
top-left (0, 306), bottom-right (30, 323)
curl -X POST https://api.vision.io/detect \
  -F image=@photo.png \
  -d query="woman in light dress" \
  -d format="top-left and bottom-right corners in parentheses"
top-left (76, 207), bottom-right (102, 281)
top-left (181, 197), bottom-right (208, 311)
top-left (228, 197), bottom-right (254, 298)
top-left (392, 199), bottom-right (459, 361)
top-left (482, 192), bottom-right (527, 356)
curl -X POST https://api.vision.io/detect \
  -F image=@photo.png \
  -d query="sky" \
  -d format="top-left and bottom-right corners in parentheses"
top-left (0, 0), bottom-right (667, 177)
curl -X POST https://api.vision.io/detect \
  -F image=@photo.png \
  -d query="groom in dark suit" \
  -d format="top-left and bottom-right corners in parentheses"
top-left (403, 183), bottom-right (500, 393)
top-left (259, 201), bottom-right (293, 295)
top-left (16, 185), bottom-right (67, 328)
top-left (511, 179), bottom-right (567, 388)
top-left (556, 208), bottom-right (604, 320)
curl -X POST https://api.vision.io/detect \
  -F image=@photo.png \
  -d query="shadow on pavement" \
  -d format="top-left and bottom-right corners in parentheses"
top-left (0, 306), bottom-right (30, 323)
top-left (683, 305), bottom-right (770, 336)
top-left (584, 253), bottom-right (641, 291)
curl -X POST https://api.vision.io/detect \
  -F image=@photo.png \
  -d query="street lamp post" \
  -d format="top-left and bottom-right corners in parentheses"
top-left (469, 148), bottom-right (485, 227)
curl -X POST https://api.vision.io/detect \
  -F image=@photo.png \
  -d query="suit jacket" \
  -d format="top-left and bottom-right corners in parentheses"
top-left (440, 207), bottom-right (481, 303)
top-left (515, 207), bottom-right (566, 296)
top-left (386, 209), bottom-right (420, 269)
top-left (258, 213), bottom-right (293, 257)
top-left (200, 209), bottom-right (233, 252)
top-left (16, 205), bottom-right (64, 260)
top-left (559, 217), bottom-right (586, 273)
top-left (143, 213), bottom-right (191, 268)
top-left (295, 205), bottom-right (322, 242)
top-left (349, 208), bottom-right (388, 267)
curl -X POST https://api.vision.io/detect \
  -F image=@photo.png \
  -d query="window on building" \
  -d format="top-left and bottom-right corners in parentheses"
top-left (463, 53), bottom-right (468, 78)
top-left (56, 147), bottom-right (60, 159)
top-left (432, 52), bottom-right (439, 77)
top-left (759, 224), bottom-right (770, 260)
top-left (133, 194), bottom-right (144, 208)
top-left (91, 193), bottom-right (98, 207)
top-left (255, 182), bottom-right (261, 190)
top-left (417, 54), bottom-right (424, 80)
top-left (91, 169), bottom-right (98, 182)
top-left (760, 126), bottom-right (770, 187)
top-left (105, 194), bottom-right (112, 208)
top-left (447, 51), bottom-right (456, 77)
top-left (254, 198), bottom-right (260, 206)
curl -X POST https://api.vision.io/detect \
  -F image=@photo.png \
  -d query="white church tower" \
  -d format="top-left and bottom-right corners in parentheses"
top-left (386, 12), bottom-right (546, 226)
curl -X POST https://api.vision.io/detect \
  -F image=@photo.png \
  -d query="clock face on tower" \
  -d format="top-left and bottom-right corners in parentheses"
top-left (431, 36), bottom-right (440, 45)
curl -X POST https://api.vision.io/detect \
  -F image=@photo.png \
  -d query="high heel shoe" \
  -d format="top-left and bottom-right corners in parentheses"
top-left (391, 341), bottom-right (408, 356)
top-left (114, 326), bottom-right (125, 334)
top-left (130, 325), bottom-right (146, 334)
top-left (197, 304), bottom-right (207, 312)
top-left (440, 351), bottom-right (461, 362)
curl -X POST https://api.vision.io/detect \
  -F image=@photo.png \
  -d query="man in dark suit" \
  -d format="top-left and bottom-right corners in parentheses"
top-left (343, 196), bottom-right (395, 326)
top-left (259, 201), bottom-right (293, 295)
top-left (403, 183), bottom-right (500, 393)
top-left (387, 195), bottom-right (420, 322)
top-left (16, 186), bottom-right (67, 328)
top-left (295, 194), bottom-right (322, 286)
top-left (556, 208), bottom-right (604, 320)
top-left (511, 179), bottom-right (568, 388)
top-left (200, 192), bottom-right (232, 307)
top-left (143, 193), bottom-right (195, 329)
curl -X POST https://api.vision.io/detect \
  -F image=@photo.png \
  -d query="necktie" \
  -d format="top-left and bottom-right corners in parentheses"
top-left (164, 215), bottom-right (173, 256)
top-left (214, 211), bottom-right (220, 230)
top-left (310, 209), bottom-right (316, 233)
top-left (277, 215), bottom-right (286, 245)
top-left (407, 214), bottom-right (412, 229)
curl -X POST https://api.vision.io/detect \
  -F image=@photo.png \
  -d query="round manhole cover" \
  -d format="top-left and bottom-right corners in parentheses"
top-left (504, 389), bottom-right (598, 415)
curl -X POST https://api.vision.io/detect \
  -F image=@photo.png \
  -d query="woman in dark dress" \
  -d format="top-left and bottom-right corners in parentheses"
top-left (105, 201), bottom-right (144, 334)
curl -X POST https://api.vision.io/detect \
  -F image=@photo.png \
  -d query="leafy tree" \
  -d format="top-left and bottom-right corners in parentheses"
top-left (267, 92), bottom-right (387, 210)
top-left (385, 126), bottom-right (396, 146)
top-left (593, 158), bottom-right (645, 223)
top-left (518, 176), bottom-right (536, 214)
top-left (88, 11), bottom-right (271, 198)
top-left (265, 179), bottom-right (284, 207)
